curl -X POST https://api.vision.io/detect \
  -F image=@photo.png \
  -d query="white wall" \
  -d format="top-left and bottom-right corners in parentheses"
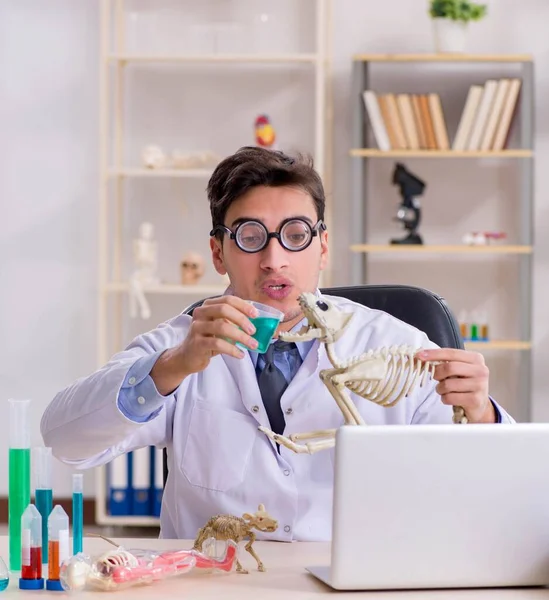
top-left (0, 0), bottom-right (547, 498)
top-left (0, 1), bottom-right (99, 497)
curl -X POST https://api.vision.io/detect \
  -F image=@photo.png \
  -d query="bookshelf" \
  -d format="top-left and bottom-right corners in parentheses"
top-left (349, 54), bottom-right (534, 421)
top-left (96, 0), bottom-right (331, 528)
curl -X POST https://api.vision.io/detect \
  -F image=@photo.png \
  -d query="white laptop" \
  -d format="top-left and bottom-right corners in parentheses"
top-left (307, 423), bottom-right (549, 590)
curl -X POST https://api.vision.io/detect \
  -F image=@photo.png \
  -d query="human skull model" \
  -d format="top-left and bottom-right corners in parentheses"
top-left (180, 252), bottom-right (205, 285)
top-left (142, 145), bottom-right (167, 169)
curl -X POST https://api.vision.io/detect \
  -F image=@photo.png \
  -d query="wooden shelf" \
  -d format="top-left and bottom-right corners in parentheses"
top-left (350, 244), bottom-right (533, 255)
top-left (105, 283), bottom-right (226, 295)
top-left (107, 168), bottom-right (213, 178)
top-left (352, 53), bottom-right (533, 63)
top-left (465, 340), bottom-right (532, 351)
top-left (349, 149), bottom-right (533, 159)
top-left (108, 53), bottom-right (318, 64)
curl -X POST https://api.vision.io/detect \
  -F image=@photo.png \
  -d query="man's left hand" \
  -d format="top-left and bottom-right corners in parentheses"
top-left (415, 348), bottom-right (496, 423)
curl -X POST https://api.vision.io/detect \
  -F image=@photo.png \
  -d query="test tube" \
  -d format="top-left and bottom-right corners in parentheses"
top-left (19, 504), bottom-right (44, 590)
top-left (47, 505), bottom-right (69, 591)
top-left (457, 310), bottom-right (468, 340)
top-left (478, 310), bottom-right (489, 341)
top-left (470, 311), bottom-right (480, 341)
top-left (72, 474), bottom-right (83, 555)
top-left (33, 446), bottom-right (53, 564)
top-left (8, 399), bottom-right (31, 572)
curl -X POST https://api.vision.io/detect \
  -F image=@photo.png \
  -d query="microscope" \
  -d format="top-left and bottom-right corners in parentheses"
top-left (390, 163), bottom-right (426, 245)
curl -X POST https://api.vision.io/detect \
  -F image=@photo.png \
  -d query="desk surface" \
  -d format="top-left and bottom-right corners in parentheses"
top-left (1, 536), bottom-right (549, 598)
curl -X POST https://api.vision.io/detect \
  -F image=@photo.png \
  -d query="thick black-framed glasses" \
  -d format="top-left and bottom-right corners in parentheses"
top-left (210, 218), bottom-right (327, 253)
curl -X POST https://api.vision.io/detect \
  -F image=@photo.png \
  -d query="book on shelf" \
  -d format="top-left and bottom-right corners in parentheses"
top-left (396, 94), bottom-right (419, 149)
top-left (491, 79), bottom-right (522, 150)
top-left (466, 79), bottom-right (499, 151)
top-left (479, 79), bottom-right (511, 151)
top-left (362, 78), bottom-right (521, 152)
top-left (453, 78), bottom-right (521, 151)
top-left (452, 85), bottom-right (483, 150)
top-left (379, 94), bottom-right (407, 150)
top-left (428, 93), bottom-right (450, 150)
top-left (362, 90), bottom-right (391, 151)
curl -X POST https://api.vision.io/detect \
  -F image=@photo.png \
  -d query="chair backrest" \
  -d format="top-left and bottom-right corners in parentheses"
top-left (162, 284), bottom-right (463, 486)
top-left (320, 284), bottom-right (464, 350)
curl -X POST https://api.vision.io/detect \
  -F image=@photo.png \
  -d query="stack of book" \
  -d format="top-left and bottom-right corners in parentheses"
top-left (363, 78), bottom-right (521, 152)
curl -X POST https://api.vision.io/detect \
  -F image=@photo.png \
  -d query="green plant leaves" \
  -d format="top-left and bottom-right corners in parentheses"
top-left (429, 0), bottom-right (487, 22)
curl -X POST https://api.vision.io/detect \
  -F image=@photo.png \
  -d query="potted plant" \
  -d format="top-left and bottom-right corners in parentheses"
top-left (429, 0), bottom-right (487, 53)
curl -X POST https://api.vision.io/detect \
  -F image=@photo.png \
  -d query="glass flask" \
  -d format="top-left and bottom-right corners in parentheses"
top-left (0, 556), bottom-right (9, 591)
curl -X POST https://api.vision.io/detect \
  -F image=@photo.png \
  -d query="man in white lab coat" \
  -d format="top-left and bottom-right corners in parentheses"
top-left (41, 146), bottom-right (514, 542)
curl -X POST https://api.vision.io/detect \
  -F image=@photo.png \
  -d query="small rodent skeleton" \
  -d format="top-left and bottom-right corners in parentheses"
top-left (259, 293), bottom-right (467, 454)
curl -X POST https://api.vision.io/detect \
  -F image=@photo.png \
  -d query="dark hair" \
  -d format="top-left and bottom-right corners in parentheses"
top-left (207, 146), bottom-right (325, 236)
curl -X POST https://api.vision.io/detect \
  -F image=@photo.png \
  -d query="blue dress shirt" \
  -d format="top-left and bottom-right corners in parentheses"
top-left (118, 350), bottom-right (169, 422)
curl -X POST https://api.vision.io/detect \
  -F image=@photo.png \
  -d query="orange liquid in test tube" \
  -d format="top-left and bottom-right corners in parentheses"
top-left (46, 505), bottom-right (69, 591)
top-left (48, 541), bottom-right (60, 580)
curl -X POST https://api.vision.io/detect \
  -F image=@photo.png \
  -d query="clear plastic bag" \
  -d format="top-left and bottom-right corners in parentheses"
top-left (59, 537), bottom-right (238, 592)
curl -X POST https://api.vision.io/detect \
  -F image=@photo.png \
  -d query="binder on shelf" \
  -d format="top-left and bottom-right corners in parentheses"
top-left (152, 447), bottom-right (163, 517)
top-left (107, 453), bottom-right (132, 516)
top-left (131, 447), bottom-right (151, 516)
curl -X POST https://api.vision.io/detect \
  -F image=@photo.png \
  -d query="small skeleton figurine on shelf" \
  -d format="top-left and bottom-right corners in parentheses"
top-left (180, 251), bottom-right (205, 285)
top-left (129, 222), bottom-right (159, 320)
top-left (193, 504), bottom-right (278, 574)
top-left (259, 293), bottom-right (467, 455)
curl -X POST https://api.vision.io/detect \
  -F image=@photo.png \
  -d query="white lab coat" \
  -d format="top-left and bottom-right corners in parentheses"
top-left (41, 293), bottom-right (514, 542)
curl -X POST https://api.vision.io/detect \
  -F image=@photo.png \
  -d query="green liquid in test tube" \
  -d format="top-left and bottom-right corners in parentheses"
top-left (8, 399), bottom-right (31, 572)
top-left (33, 447), bottom-right (53, 564)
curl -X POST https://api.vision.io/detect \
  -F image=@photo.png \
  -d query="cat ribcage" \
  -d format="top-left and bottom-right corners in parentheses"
top-left (338, 345), bottom-right (436, 408)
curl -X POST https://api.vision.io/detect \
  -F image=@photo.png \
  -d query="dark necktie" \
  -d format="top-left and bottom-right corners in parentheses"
top-left (257, 340), bottom-right (297, 436)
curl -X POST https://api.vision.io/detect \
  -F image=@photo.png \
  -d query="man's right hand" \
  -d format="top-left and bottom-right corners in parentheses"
top-left (150, 296), bottom-right (259, 396)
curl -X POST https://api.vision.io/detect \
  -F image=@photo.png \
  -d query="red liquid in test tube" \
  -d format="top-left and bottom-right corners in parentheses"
top-left (19, 504), bottom-right (44, 590)
top-left (21, 546), bottom-right (42, 579)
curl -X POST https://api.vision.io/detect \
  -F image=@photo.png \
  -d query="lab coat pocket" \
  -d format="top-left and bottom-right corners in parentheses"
top-left (181, 399), bottom-right (256, 492)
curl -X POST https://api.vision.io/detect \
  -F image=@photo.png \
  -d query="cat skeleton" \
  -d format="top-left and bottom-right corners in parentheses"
top-left (258, 293), bottom-right (467, 454)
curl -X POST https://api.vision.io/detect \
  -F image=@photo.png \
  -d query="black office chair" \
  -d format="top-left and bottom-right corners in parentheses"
top-left (162, 284), bottom-right (464, 486)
